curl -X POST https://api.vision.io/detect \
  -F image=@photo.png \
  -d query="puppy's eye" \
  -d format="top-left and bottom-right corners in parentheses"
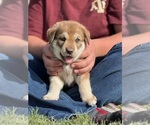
top-left (75, 37), bottom-right (81, 43)
top-left (60, 37), bottom-right (66, 42)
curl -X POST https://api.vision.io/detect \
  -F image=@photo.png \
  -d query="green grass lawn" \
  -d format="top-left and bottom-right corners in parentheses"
top-left (28, 112), bottom-right (149, 125)
top-left (0, 108), bottom-right (28, 125)
top-left (29, 113), bottom-right (98, 125)
top-left (29, 111), bottom-right (122, 125)
top-left (1, 111), bottom-right (149, 125)
top-left (0, 104), bottom-right (150, 125)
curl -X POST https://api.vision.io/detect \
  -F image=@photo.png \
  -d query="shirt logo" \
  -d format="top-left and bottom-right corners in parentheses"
top-left (90, 0), bottom-right (107, 13)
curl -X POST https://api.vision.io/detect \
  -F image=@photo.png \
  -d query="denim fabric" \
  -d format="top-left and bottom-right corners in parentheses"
top-left (0, 53), bottom-right (28, 114)
top-left (28, 43), bottom-right (122, 119)
top-left (122, 42), bottom-right (150, 105)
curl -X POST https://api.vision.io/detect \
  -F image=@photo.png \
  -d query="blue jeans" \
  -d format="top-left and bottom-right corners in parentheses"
top-left (122, 42), bottom-right (150, 105)
top-left (0, 53), bottom-right (28, 114)
top-left (29, 43), bottom-right (122, 119)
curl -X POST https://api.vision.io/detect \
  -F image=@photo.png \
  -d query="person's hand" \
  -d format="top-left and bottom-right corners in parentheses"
top-left (71, 41), bottom-right (96, 75)
top-left (42, 44), bottom-right (63, 76)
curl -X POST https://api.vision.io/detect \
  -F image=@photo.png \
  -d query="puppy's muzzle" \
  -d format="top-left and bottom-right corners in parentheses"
top-left (66, 48), bottom-right (74, 55)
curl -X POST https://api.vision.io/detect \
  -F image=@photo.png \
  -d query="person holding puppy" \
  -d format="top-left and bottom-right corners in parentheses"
top-left (28, 0), bottom-right (122, 121)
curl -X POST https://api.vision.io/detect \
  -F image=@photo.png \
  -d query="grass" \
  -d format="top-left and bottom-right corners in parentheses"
top-left (0, 108), bottom-right (121, 125)
top-left (0, 108), bottom-right (28, 125)
top-left (29, 110), bottom-right (122, 125)
top-left (29, 112), bottom-right (97, 125)
top-left (0, 104), bottom-right (150, 125)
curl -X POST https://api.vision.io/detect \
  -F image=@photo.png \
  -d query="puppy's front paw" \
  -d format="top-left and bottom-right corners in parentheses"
top-left (83, 95), bottom-right (97, 106)
top-left (22, 95), bottom-right (28, 100)
top-left (43, 93), bottom-right (59, 100)
top-left (87, 95), bottom-right (97, 106)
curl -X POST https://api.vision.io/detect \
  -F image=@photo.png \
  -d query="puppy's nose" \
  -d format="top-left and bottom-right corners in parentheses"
top-left (66, 48), bottom-right (74, 55)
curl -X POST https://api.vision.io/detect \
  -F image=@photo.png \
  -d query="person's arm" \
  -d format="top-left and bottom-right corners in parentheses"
top-left (122, 25), bottom-right (150, 55)
top-left (72, 24), bottom-right (122, 75)
top-left (28, 35), bottom-right (47, 59)
top-left (0, 36), bottom-right (28, 66)
top-left (0, 0), bottom-right (28, 66)
top-left (122, 0), bottom-right (150, 55)
top-left (92, 24), bottom-right (122, 57)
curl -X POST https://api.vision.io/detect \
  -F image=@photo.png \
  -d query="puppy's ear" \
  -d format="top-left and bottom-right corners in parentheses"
top-left (83, 28), bottom-right (90, 45)
top-left (47, 23), bottom-right (60, 44)
top-left (80, 25), bottom-right (90, 45)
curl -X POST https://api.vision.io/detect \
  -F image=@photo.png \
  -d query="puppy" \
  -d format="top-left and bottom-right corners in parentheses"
top-left (43, 21), bottom-right (97, 106)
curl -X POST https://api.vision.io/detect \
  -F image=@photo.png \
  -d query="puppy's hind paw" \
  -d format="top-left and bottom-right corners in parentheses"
top-left (43, 94), bottom-right (59, 101)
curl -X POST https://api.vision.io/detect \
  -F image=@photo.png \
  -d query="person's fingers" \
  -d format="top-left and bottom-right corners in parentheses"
top-left (46, 66), bottom-right (63, 72)
top-left (79, 50), bottom-right (89, 59)
top-left (74, 60), bottom-right (94, 75)
top-left (43, 55), bottom-right (63, 67)
top-left (79, 45), bottom-right (92, 59)
top-left (72, 53), bottom-right (94, 69)
top-left (43, 44), bottom-right (55, 58)
top-left (42, 44), bottom-right (63, 75)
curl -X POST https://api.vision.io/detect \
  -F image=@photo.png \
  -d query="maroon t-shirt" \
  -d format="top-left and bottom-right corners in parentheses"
top-left (29, 0), bottom-right (122, 41)
top-left (0, 0), bottom-right (28, 39)
top-left (123, 0), bottom-right (150, 36)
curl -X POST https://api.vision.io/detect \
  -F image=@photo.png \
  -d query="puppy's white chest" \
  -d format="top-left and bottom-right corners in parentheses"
top-left (60, 65), bottom-right (75, 86)
top-left (64, 65), bottom-right (72, 73)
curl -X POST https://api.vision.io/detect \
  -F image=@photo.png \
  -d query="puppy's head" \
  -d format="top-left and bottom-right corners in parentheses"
top-left (47, 21), bottom-right (90, 64)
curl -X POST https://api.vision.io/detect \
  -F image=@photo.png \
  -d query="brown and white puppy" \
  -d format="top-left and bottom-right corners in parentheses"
top-left (43, 21), bottom-right (97, 106)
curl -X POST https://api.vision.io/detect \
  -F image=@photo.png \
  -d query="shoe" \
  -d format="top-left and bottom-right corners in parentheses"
top-left (88, 103), bottom-right (121, 124)
top-left (122, 103), bottom-right (150, 125)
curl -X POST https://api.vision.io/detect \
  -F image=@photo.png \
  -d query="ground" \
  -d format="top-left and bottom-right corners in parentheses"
top-left (0, 104), bottom-right (150, 125)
